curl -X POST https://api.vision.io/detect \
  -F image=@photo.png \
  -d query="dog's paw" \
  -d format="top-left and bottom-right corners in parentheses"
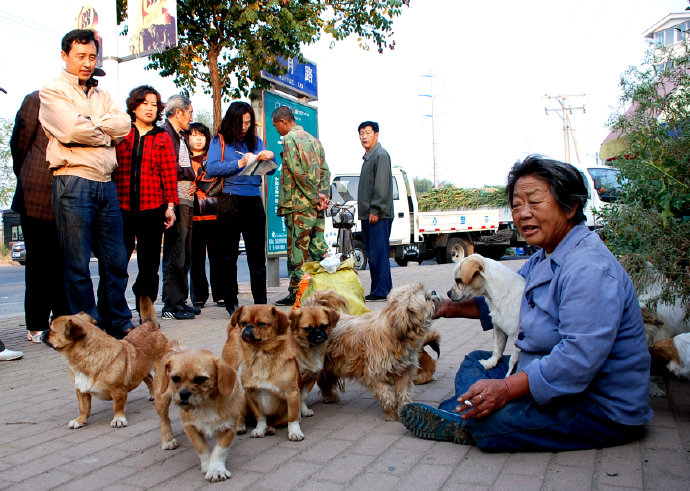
top-left (287, 421), bottom-right (304, 441)
top-left (266, 425), bottom-right (276, 436)
top-left (321, 393), bottom-right (340, 404)
top-left (383, 413), bottom-right (400, 422)
top-left (650, 381), bottom-right (667, 397)
top-left (250, 428), bottom-right (265, 438)
top-left (236, 424), bottom-right (247, 435)
top-left (110, 417), bottom-right (128, 428)
top-left (300, 406), bottom-right (314, 417)
top-left (479, 358), bottom-right (498, 370)
top-left (162, 439), bottom-right (178, 450)
top-left (148, 394), bottom-right (155, 401)
top-left (205, 465), bottom-right (232, 482)
top-left (68, 419), bottom-right (86, 429)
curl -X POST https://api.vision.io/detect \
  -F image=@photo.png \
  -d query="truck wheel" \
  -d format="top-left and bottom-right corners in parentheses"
top-left (352, 240), bottom-right (367, 270)
top-left (395, 257), bottom-right (408, 267)
top-left (445, 237), bottom-right (468, 263)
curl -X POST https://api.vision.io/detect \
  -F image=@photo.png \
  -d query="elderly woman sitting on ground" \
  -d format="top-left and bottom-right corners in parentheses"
top-left (401, 155), bottom-right (652, 452)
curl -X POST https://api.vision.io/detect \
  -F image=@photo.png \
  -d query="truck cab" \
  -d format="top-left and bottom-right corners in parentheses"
top-left (573, 163), bottom-right (622, 228)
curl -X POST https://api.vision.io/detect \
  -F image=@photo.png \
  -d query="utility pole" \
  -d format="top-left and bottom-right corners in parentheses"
top-left (545, 94), bottom-right (586, 164)
top-left (420, 73), bottom-right (439, 188)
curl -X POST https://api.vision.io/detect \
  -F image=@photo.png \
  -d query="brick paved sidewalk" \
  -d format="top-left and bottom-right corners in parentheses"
top-left (1, 261), bottom-right (689, 490)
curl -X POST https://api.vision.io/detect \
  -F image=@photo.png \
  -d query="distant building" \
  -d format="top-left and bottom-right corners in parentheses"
top-left (643, 11), bottom-right (690, 67)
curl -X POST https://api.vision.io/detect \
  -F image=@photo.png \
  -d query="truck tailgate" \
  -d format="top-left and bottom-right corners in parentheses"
top-left (417, 209), bottom-right (500, 234)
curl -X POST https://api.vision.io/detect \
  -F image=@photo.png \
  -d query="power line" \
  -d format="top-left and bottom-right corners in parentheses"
top-left (545, 94), bottom-right (586, 164)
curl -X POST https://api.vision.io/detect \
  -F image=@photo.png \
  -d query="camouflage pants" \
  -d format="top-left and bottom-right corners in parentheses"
top-left (284, 210), bottom-right (327, 296)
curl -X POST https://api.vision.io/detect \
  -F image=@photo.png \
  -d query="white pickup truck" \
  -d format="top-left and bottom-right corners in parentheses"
top-left (325, 168), bottom-right (513, 268)
top-left (325, 163), bottom-right (621, 269)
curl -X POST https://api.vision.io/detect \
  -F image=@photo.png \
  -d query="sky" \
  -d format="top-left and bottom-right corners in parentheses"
top-left (0, 0), bottom-right (687, 188)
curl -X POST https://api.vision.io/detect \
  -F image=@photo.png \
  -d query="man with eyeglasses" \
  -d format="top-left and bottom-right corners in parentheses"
top-left (160, 95), bottom-right (198, 319)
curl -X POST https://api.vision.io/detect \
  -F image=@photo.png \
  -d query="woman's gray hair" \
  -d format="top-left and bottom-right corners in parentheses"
top-left (506, 155), bottom-right (588, 224)
top-left (164, 94), bottom-right (192, 118)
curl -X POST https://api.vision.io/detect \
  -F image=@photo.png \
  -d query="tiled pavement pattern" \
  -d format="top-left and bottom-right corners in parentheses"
top-left (1, 260), bottom-right (689, 490)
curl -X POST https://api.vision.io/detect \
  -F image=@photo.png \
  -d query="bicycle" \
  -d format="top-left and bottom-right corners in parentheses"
top-left (329, 202), bottom-right (356, 259)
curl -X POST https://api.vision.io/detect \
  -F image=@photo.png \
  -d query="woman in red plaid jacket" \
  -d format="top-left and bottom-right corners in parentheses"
top-left (114, 85), bottom-right (178, 313)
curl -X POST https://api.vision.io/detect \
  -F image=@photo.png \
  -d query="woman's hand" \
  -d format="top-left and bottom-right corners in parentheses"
top-left (256, 150), bottom-right (274, 162)
top-left (164, 207), bottom-right (176, 229)
top-left (238, 153), bottom-right (252, 168)
top-left (456, 379), bottom-right (511, 419)
top-left (456, 372), bottom-right (529, 419)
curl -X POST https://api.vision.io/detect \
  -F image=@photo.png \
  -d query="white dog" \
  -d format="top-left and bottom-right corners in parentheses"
top-left (450, 254), bottom-right (525, 376)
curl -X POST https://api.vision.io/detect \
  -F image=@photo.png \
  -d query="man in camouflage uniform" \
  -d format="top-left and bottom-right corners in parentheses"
top-left (271, 106), bottom-right (331, 305)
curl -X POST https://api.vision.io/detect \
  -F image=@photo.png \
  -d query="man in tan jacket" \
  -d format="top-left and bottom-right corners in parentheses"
top-left (39, 29), bottom-right (134, 338)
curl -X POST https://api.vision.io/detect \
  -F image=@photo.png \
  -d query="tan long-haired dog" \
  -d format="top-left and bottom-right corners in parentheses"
top-left (41, 296), bottom-right (172, 428)
top-left (304, 290), bottom-right (440, 386)
top-left (288, 306), bottom-right (340, 417)
top-left (222, 305), bottom-right (305, 441)
top-left (316, 283), bottom-right (441, 421)
top-left (154, 349), bottom-right (245, 482)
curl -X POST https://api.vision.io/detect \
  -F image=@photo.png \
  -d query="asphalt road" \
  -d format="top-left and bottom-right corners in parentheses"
top-left (0, 254), bottom-right (527, 318)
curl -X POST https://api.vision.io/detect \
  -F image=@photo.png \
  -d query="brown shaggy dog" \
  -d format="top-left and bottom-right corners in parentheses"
top-left (42, 296), bottom-right (173, 428)
top-left (316, 283), bottom-right (441, 421)
top-left (304, 289), bottom-right (441, 386)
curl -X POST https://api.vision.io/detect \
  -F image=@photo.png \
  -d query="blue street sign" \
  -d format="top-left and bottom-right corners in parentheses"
top-left (262, 57), bottom-right (318, 101)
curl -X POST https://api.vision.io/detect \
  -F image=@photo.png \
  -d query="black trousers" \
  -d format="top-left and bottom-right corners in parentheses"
top-left (216, 194), bottom-right (267, 309)
top-left (20, 214), bottom-right (69, 331)
top-left (190, 218), bottom-right (223, 304)
top-left (121, 206), bottom-right (165, 306)
top-left (162, 204), bottom-right (193, 311)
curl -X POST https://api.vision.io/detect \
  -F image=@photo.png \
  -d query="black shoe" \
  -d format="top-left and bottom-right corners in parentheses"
top-left (275, 295), bottom-right (295, 306)
top-left (226, 304), bottom-right (238, 317)
top-left (192, 301), bottom-right (205, 308)
top-left (365, 293), bottom-right (387, 302)
top-left (162, 309), bottom-right (195, 320)
top-left (183, 304), bottom-right (201, 315)
top-left (216, 300), bottom-right (226, 307)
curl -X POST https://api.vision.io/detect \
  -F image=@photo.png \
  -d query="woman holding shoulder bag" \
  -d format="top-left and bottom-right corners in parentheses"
top-left (206, 101), bottom-right (275, 316)
top-left (188, 122), bottom-right (224, 308)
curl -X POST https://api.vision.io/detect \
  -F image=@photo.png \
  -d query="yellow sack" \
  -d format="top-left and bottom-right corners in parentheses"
top-left (301, 258), bottom-right (371, 315)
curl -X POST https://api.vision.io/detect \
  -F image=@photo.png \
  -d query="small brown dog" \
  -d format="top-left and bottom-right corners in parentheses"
top-left (304, 289), bottom-right (440, 387)
top-left (222, 305), bottom-right (304, 441)
top-left (317, 283), bottom-right (441, 421)
top-left (289, 306), bottom-right (340, 417)
top-left (154, 349), bottom-right (245, 482)
top-left (42, 296), bottom-right (172, 428)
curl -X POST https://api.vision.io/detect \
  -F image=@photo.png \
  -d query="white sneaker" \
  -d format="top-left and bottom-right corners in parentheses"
top-left (0, 348), bottom-right (23, 361)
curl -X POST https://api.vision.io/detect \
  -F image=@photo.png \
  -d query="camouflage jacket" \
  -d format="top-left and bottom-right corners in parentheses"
top-left (277, 125), bottom-right (330, 216)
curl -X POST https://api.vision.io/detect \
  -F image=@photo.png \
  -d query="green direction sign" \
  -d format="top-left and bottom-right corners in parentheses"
top-left (264, 91), bottom-right (319, 256)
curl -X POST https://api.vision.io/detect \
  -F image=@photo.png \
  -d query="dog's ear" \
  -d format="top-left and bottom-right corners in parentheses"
top-left (215, 358), bottom-right (237, 396)
top-left (66, 319), bottom-right (87, 341)
top-left (289, 308), bottom-right (302, 325)
top-left (326, 308), bottom-right (340, 327)
top-left (460, 259), bottom-right (483, 285)
top-left (273, 307), bottom-right (290, 335)
top-left (159, 359), bottom-right (172, 394)
top-left (229, 306), bottom-right (244, 329)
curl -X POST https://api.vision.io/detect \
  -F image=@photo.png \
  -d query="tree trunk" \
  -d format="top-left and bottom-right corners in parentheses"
top-left (208, 46), bottom-right (222, 134)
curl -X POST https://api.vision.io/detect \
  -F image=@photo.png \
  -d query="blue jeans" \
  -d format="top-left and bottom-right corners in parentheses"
top-left (52, 175), bottom-right (132, 334)
top-left (361, 218), bottom-right (392, 297)
top-left (440, 351), bottom-right (645, 452)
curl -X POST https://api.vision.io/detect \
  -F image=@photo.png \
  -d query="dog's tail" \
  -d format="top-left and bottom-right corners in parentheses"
top-left (139, 295), bottom-right (158, 326)
top-left (421, 329), bottom-right (441, 358)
